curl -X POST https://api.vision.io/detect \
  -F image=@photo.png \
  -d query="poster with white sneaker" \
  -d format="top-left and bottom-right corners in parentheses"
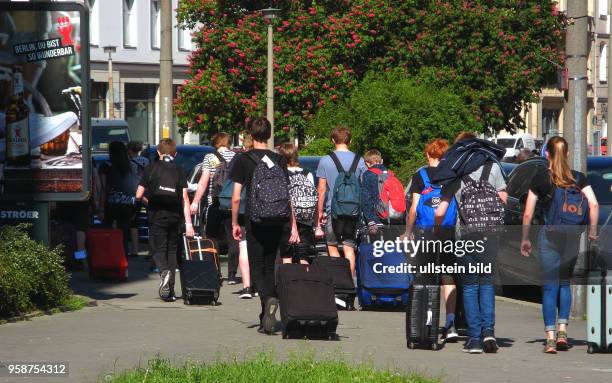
top-left (0, 3), bottom-right (88, 199)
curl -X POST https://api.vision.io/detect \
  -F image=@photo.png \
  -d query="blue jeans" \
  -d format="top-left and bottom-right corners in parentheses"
top-left (459, 233), bottom-right (498, 340)
top-left (538, 229), bottom-right (580, 331)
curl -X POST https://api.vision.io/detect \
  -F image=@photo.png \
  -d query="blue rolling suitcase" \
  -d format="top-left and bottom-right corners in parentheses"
top-left (356, 234), bottom-right (412, 309)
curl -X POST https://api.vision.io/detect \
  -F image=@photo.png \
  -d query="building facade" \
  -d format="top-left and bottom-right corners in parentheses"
top-left (523, 0), bottom-right (609, 154)
top-left (88, 0), bottom-right (198, 144)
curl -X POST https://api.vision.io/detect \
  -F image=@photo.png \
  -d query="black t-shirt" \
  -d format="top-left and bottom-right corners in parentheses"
top-left (99, 161), bottom-right (141, 195)
top-left (408, 166), bottom-right (438, 196)
top-left (229, 149), bottom-right (289, 214)
top-left (139, 160), bottom-right (188, 214)
top-left (529, 169), bottom-right (590, 209)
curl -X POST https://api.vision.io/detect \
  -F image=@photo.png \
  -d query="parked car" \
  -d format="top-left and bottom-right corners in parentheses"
top-left (492, 133), bottom-right (536, 162)
top-left (91, 119), bottom-right (130, 153)
top-left (497, 156), bottom-right (612, 289)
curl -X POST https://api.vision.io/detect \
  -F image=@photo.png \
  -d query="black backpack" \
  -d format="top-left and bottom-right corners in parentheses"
top-left (210, 152), bottom-right (231, 200)
top-left (458, 162), bottom-right (504, 232)
top-left (246, 151), bottom-right (291, 224)
top-left (149, 159), bottom-right (181, 206)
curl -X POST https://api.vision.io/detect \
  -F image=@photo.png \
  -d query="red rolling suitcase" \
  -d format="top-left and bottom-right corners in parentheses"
top-left (86, 228), bottom-right (128, 281)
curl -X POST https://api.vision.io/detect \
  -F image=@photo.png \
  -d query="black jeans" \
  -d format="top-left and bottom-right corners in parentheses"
top-left (223, 217), bottom-right (239, 276)
top-left (149, 211), bottom-right (180, 289)
top-left (246, 221), bottom-right (286, 313)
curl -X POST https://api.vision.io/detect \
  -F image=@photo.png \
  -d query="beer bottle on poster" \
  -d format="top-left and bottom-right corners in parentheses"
top-left (6, 66), bottom-right (30, 167)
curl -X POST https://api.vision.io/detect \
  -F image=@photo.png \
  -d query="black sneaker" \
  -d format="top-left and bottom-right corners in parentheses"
top-left (442, 324), bottom-right (459, 343)
top-left (239, 287), bottom-right (253, 299)
top-left (159, 270), bottom-right (170, 300)
top-left (163, 292), bottom-right (177, 302)
top-left (262, 297), bottom-right (279, 335)
top-left (227, 273), bottom-right (238, 285)
top-left (462, 338), bottom-right (483, 354)
top-left (482, 329), bottom-right (499, 353)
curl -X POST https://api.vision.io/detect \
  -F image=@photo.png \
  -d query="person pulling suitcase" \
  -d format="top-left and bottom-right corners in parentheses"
top-left (136, 138), bottom-right (195, 302)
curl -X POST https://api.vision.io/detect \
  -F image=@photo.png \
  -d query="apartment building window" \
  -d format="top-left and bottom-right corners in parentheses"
top-left (123, 0), bottom-right (138, 48)
top-left (542, 108), bottom-right (559, 138)
top-left (601, 44), bottom-right (608, 83)
top-left (178, 26), bottom-right (193, 51)
top-left (88, 0), bottom-right (99, 46)
top-left (151, 0), bottom-right (161, 49)
top-left (600, 0), bottom-right (608, 17)
top-left (90, 81), bottom-right (107, 118)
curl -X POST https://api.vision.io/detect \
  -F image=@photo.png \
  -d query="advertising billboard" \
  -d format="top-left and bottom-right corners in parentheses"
top-left (0, 1), bottom-right (89, 201)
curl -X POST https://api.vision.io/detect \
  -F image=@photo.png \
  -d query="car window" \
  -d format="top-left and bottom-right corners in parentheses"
top-left (506, 159), bottom-right (548, 199)
top-left (496, 138), bottom-right (516, 149)
top-left (516, 138), bottom-right (524, 150)
top-left (92, 126), bottom-right (129, 151)
top-left (588, 166), bottom-right (612, 205)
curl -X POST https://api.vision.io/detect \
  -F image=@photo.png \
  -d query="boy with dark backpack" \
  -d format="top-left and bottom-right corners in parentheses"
top-left (316, 126), bottom-right (367, 275)
top-left (136, 139), bottom-right (194, 302)
top-left (230, 118), bottom-right (300, 334)
top-left (361, 149), bottom-right (406, 235)
top-left (435, 132), bottom-right (507, 354)
top-left (279, 142), bottom-right (318, 264)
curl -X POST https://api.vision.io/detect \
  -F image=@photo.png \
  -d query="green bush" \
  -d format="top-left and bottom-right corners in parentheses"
top-left (0, 225), bottom-right (70, 318)
top-left (109, 354), bottom-right (439, 383)
top-left (299, 137), bottom-right (335, 156)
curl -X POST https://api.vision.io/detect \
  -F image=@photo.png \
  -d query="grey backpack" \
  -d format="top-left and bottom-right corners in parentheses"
top-left (210, 152), bottom-right (231, 200)
top-left (247, 151), bottom-right (291, 223)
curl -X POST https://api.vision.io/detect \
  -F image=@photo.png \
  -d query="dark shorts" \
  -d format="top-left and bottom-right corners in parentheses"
top-left (281, 223), bottom-right (315, 262)
top-left (325, 217), bottom-right (358, 248)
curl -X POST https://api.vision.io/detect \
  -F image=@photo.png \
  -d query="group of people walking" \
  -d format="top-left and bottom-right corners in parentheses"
top-left (98, 116), bottom-right (600, 354)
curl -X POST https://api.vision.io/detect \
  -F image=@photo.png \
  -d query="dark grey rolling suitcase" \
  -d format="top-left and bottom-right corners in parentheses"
top-left (313, 256), bottom-right (356, 310)
top-left (180, 235), bottom-right (221, 305)
top-left (277, 263), bottom-right (339, 340)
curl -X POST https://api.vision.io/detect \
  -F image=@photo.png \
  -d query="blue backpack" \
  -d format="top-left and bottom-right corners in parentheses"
top-left (329, 152), bottom-right (362, 219)
top-left (218, 180), bottom-right (246, 215)
top-left (546, 176), bottom-right (589, 232)
top-left (415, 168), bottom-right (457, 228)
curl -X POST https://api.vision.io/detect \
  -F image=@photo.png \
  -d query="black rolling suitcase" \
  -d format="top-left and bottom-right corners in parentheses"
top-left (180, 235), bottom-right (221, 305)
top-left (313, 256), bottom-right (356, 310)
top-left (277, 263), bottom-right (339, 340)
top-left (406, 282), bottom-right (441, 350)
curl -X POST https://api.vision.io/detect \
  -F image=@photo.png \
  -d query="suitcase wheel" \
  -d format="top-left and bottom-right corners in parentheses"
top-left (587, 343), bottom-right (597, 354)
top-left (407, 341), bottom-right (416, 350)
top-left (328, 333), bottom-right (340, 341)
top-left (431, 342), bottom-right (441, 351)
top-left (282, 331), bottom-right (288, 339)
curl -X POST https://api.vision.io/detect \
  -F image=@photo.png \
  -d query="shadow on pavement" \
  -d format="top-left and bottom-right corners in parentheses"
top-left (69, 257), bottom-right (157, 301)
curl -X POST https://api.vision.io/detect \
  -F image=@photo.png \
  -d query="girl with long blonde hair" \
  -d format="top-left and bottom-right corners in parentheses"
top-left (521, 136), bottom-right (599, 353)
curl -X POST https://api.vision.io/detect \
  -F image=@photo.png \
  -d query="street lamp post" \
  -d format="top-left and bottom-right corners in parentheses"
top-left (103, 46), bottom-right (116, 119)
top-left (261, 7), bottom-right (280, 149)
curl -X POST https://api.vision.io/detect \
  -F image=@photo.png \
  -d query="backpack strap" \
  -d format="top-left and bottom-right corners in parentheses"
top-left (348, 154), bottom-right (361, 174)
top-left (245, 151), bottom-right (263, 165)
top-left (480, 162), bottom-right (494, 182)
top-left (419, 168), bottom-right (430, 189)
top-left (213, 151), bottom-right (226, 164)
top-left (328, 152), bottom-right (345, 173)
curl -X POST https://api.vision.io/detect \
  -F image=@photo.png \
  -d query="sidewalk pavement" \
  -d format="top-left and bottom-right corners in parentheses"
top-left (1, 257), bottom-right (611, 383)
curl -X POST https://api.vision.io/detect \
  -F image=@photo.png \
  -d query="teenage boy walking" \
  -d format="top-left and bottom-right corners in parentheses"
top-left (316, 126), bottom-right (367, 275)
top-left (230, 118), bottom-right (299, 334)
top-left (136, 139), bottom-right (194, 302)
top-left (435, 132), bottom-right (507, 354)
